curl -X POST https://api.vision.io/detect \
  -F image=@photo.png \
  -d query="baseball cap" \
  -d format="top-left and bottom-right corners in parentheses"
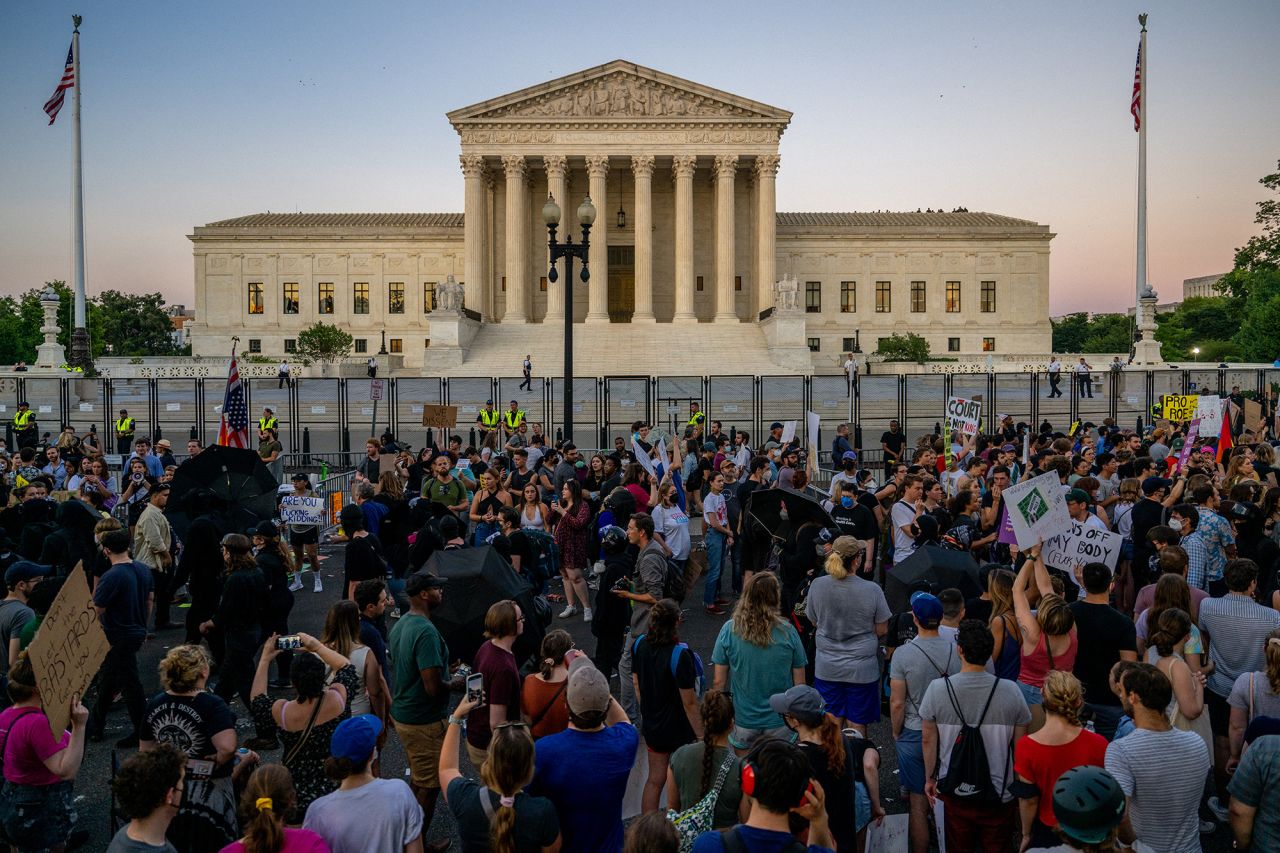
top-left (769, 422), bottom-right (784, 431)
top-left (702, 442), bottom-right (717, 452)
top-left (841, 450), bottom-right (858, 463)
top-left (249, 521), bottom-right (279, 539)
top-left (1065, 488), bottom-right (1090, 504)
top-left (485, 399), bottom-right (494, 405)
top-left (1141, 476), bottom-right (1173, 495)
top-left (5, 561), bottom-right (49, 587)
top-left (816, 528), bottom-right (836, 545)
top-left (911, 591), bottom-right (944, 627)
top-left (566, 656), bottom-right (611, 717)
top-left (404, 571), bottom-right (448, 596)
top-left (999, 443), bottom-right (1017, 453)
top-left (831, 536), bottom-right (864, 560)
top-left (768, 685), bottom-right (826, 726)
top-left (330, 714), bottom-right (383, 763)
top-left (291, 472), bottom-right (311, 483)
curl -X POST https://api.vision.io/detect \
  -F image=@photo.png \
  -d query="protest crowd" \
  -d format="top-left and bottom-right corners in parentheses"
top-left (1, 386), bottom-right (1280, 853)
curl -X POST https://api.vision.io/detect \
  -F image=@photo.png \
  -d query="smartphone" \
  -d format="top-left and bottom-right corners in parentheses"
top-left (276, 635), bottom-right (302, 651)
top-left (466, 672), bottom-right (484, 704)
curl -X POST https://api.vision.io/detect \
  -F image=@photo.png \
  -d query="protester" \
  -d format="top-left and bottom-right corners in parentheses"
top-left (466, 600), bottom-right (525, 766)
top-left (1025, 765), bottom-right (1128, 853)
top-left (551, 479), bottom-right (592, 621)
top-left (90, 527), bottom-right (153, 747)
top-left (1012, 548), bottom-right (1078, 730)
top-left (666, 689), bottom-right (745, 832)
top-left (1227, 733), bottom-right (1280, 852)
top-left (108, 744), bottom-right (186, 853)
top-left (201, 534), bottom-right (268, 722)
top-left (1068, 562), bottom-right (1138, 740)
top-left (319, 599), bottom-right (388, 721)
top-left (252, 521), bottom-right (296, 688)
top-left (286, 474), bottom-right (323, 594)
top-left (221, 764), bottom-right (328, 852)
top-left (1226, 630), bottom-right (1280, 775)
top-left (632, 598), bottom-right (702, 812)
top-left (521, 629), bottom-right (574, 740)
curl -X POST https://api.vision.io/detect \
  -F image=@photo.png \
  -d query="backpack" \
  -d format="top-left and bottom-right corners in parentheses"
top-left (936, 674), bottom-right (1005, 805)
top-left (632, 635), bottom-right (706, 698)
top-left (663, 557), bottom-right (687, 603)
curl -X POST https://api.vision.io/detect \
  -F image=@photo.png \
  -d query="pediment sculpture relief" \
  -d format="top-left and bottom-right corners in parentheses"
top-left (476, 73), bottom-right (760, 120)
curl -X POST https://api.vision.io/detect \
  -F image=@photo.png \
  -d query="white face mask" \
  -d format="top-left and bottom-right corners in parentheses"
top-left (1169, 519), bottom-right (1183, 532)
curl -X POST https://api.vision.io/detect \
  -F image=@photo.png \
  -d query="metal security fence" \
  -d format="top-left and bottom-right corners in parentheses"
top-left (2, 369), bottom-right (1276, 462)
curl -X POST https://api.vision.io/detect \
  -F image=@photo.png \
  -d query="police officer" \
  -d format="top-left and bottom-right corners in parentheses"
top-left (12, 402), bottom-right (37, 450)
top-left (502, 399), bottom-right (525, 438)
top-left (115, 408), bottom-right (136, 455)
top-left (476, 398), bottom-right (500, 451)
top-left (258, 407), bottom-right (279, 433)
top-left (686, 401), bottom-right (706, 439)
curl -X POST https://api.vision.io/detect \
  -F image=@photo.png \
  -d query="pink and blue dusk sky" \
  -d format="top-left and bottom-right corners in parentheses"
top-left (2, 1), bottom-right (1277, 315)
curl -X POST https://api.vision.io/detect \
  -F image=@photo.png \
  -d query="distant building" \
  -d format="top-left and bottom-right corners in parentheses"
top-left (1183, 274), bottom-right (1225, 300)
top-left (167, 304), bottom-right (195, 349)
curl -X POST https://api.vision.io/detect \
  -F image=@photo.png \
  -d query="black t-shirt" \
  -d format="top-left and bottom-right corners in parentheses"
top-left (965, 597), bottom-right (993, 625)
top-left (508, 530), bottom-right (535, 577)
top-left (632, 637), bottom-right (697, 753)
top-left (343, 535), bottom-right (386, 592)
top-left (142, 691), bottom-right (236, 765)
top-left (1068, 601), bottom-right (1137, 706)
top-left (831, 502), bottom-right (876, 540)
top-left (885, 610), bottom-right (918, 649)
top-left (1129, 498), bottom-right (1165, 564)
top-left (798, 740), bottom-right (860, 852)
top-left (592, 552), bottom-right (636, 639)
top-left (881, 431), bottom-right (907, 462)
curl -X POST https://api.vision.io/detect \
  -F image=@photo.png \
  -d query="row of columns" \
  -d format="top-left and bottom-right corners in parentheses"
top-left (461, 153), bottom-right (781, 324)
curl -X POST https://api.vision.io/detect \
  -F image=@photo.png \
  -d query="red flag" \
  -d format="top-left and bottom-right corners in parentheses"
top-left (1130, 43), bottom-right (1142, 131)
top-left (1216, 410), bottom-right (1233, 463)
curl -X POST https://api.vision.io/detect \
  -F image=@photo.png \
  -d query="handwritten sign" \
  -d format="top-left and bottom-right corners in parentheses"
top-left (1175, 418), bottom-right (1201, 472)
top-left (420, 404), bottom-right (458, 430)
top-left (945, 395), bottom-right (982, 438)
top-left (27, 570), bottom-right (109, 739)
top-left (1001, 471), bottom-right (1072, 548)
top-left (1196, 396), bottom-right (1224, 439)
top-left (1042, 520), bottom-right (1124, 573)
top-left (1159, 394), bottom-right (1199, 422)
top-left (779, 421), bottom-right (796, 445)
top-left (280, 495), bottom-right (325, 526)
top-left (1243, 399), bottom-right (1264, 441)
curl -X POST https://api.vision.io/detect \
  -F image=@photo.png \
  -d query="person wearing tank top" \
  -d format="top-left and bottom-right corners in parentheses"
top-left (1012, 549), bottom-right (1078, 726)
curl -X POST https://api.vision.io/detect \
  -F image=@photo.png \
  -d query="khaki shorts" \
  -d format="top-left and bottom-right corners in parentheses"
top-left (394, 719), bottom-right (447, 789)
top-left (466, 741), bottom-right (488, 770)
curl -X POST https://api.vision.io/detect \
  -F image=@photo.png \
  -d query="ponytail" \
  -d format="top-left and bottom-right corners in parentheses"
top-left (537, 630), bottom-right (573, 680)
top-left (1265, 631), bottom-right (1280, 695)
top-left (824, 551), bottom-right (851, 581)
top-left (815, 713), bottom-right (845, 774)
top-left (479, 724), bottom-right (536, 853)
top-left (1150, 608), bottom-right (1192, 659)
top-left (239, 764), bottom-right (293, 853)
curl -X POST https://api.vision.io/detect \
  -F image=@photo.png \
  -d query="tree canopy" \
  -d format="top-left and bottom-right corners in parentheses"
top-left (875, 332), bottom-right (930, 362)
top-left (295, 322), bottom-right (353, 366)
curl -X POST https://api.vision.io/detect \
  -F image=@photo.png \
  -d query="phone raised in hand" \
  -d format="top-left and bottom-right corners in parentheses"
top-left (465, 672), bottom-right (484, 704)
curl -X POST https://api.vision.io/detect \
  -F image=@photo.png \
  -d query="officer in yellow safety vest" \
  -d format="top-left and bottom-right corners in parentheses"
top-left (115, 408), bottom-right (136, 455)
top-left (687, 402), bottom-right (706, 439)
top-left (476, 399), bottom-right (500, 450)
top-left (12, 402), bottom-right (37, 450)
top-left (503, 400), bottom-right (526, 437)
top-left (259, 407), bottom-right (279, 433)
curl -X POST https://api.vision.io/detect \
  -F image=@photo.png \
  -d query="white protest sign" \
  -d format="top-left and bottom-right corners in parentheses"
top-left (1196, 395), bottom-right (1224, 439)
top-left (806, 410), bottom-right (821, 450)
top-left (633, 437), bottom-right (657, 477)
top-left (1042, 520), bottom-right (1124, 574)
top-left (279, 495), bottom-right (325, 526)
top-left (944, 395), bottom-right (982, 438)
top-left (1001, 471), bottom-right (1072, 548)
top-left (779, 421), bottom-right (796, 444)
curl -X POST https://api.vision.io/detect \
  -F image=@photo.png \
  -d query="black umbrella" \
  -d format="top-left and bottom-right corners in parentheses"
top-left (165, 445), bottom-right (279, 541)
top-left (884, 545), bottom-right (981, 614)
top-left (424, 545), bottom-right (545, 669)
top-left (745, 488), bottom-right (835, 540)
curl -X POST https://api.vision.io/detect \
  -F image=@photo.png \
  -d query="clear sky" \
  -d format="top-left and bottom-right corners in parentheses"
top-left (2, 1), bottom-right (1276, 315)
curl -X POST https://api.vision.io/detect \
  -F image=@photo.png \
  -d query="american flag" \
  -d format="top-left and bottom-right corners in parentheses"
top-left (217, 353), bottom-right (250, 448)
top-left (1130, 43), bottom-right (1142, 131)
top-left (43, 42), bottom-right (75, 126)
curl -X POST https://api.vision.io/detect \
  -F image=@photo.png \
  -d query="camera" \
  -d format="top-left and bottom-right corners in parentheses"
top-left (611, 575), bottom-right (633, 592)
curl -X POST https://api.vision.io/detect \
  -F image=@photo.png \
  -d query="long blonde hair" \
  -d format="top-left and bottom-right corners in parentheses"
top-left (988, 569), bottom-right (1015, 620)
top-left (1264, 630), bottom-right (1280, 695)
top-left (1041, 670), bottom-right (1084, 727)
top-left (731, 572), bottom-right (783, 647)
top-left (321, 600), bottom-right (361, 658)
top-left (479, 723), bottom-right (536, 853)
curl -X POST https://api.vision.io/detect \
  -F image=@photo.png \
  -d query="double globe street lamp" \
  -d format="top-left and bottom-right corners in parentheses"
top-left (543, 193), bottom-right (597, 443)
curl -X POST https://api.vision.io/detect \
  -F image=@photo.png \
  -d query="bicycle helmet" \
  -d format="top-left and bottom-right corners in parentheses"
top-left (1051, 765), bottom-right (1125, 845)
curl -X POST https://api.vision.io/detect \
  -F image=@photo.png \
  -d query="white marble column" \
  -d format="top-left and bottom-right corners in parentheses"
top-left (585, 155), bottom-right (610, 323)
top-left (460, 154), bottom-right (487, 317)
top-left (501, 155), bottom-right (529, 323)
top-left (631, 155), bottom-right (656, 322)
top-left (754, 154), bottom-right (780, 317)
top-left (543, 155), bottom-right (567, 323)
top-left (672, 154), bottom-right (697, 323)
top-left (714, 154), bottom-right (738, 322)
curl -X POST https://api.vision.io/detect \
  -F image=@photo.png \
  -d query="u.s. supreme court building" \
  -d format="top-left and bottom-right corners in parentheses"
top-left (187, 60), bottom-right (1053, 375)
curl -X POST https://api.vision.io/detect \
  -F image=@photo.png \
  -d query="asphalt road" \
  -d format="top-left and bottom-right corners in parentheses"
top-left (78, 542), bottom-right (1236, 852)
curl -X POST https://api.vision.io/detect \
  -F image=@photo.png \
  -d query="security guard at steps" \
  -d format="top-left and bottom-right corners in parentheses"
top-left (687, 401), bottom-right (706, 439)
top-left (503, 400), bottom-right (526, 438)
top-left (13, 402), bottom-right (37, 450)
top-left (259, 407), bottom-right (279, 433)
top-left (476, 398), bottom-right (500, 450)
top-left (115, 408), bottom-right (136, 455)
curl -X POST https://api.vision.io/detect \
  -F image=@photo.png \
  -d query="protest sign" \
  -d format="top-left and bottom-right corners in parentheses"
top-left (1174, 419), bottom-right (1201, 472)
top-left (420, 404), bottom-right (458, 430)
top-left (806, 411), bottom-right (821, 451)
top-left (997, 506), bottom-right (1017, 545)
top-left (1243, 399), bottom-right (1263, 440)
top-left (27, 569), bottom-right (109, 739)
top-left (280, 495), bottom-right (325, 526)
top-left (779, 421), bottom-right (796, 445)
top-left (1001, 471), bottom-right (1072, 548)
top-left (1160, 394), bottom-right (1199, 422)
top-left (1196, 396), bottom-right (1224, 438)
top-left (1042, 520), bottom-right (1124, 573)
top-left (944, 395), bottom-right (982, 438)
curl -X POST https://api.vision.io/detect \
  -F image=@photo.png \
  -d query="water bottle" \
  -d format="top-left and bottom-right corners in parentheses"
top-left (234, 747), bottom-right (249, 766)
top-left (321, 461), bottom-right (329, 480)
top-left (1083, 719), bottom-right (1096, 734)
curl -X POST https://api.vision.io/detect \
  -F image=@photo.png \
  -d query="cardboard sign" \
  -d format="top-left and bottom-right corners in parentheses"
top-left (945, 395), bottom-right (982, 438)
top-left (1243, 399), bottom-right (1264, 439)
top-left (1196, 396), bottom-right (1225, 439)
top-left (1160, 394), bottom-right (1199, 422)
top-left (1001, 471), bottom-right (1072, 548)
top-left (420, 404), bottom-right (458, 430)
top-left (280, 495), bottom-right (325, 525)
top-left (27, 570), bottom-right (109, 739)
top-left (1042, 520), bottom-right (1124, 573)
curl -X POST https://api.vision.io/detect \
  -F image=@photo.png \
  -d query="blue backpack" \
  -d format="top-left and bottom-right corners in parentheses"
top-left (632, 634), bottom-right (706, 698)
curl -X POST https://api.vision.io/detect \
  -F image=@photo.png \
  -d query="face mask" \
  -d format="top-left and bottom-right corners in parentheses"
top-left (841, 496), bottom-right (854, 508)
top-left (1169, 519), bottom-right (1183, 532)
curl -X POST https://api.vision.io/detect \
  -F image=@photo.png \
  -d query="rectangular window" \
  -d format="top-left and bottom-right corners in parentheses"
top-left (840, 281), bottom-right (856, 313)
top-left (318, 282), bottom-right (334, 315)
top-left (696, 276), bottom-right (704, 292)
top-left (946, 281), bottom-right (961, 313)
top-left (875, 281), bottom-right (891, 313)
top-left (735, 275), bottom-right (742, 292)
top-left (284, 339), bottom-right (296, 353)
top-left (388, 282), bottom-right (405, 314)
top-left (389, 338), bottom-right (403, 354)
top-left (807, 337), bottom-right (821, 352)
top-left (981, 281), bottom-right (996, 313)
top-left (281, 282), bottom-right (299, 315)
top-left (540, 276), bottom-right (548, 292)
top-left (948, 337), bottom-right (960, 352)
top-left (424, 338), bottom-right (431, 348)
top-left (501, 276), bottom-right (506, 292)
top-left (910, 281), bottom-right (926, 313)
top-left (248, 338), bottom-right (262, 353)
top-left (842, 336), bottom-right (856, 352)
top-left (805, 281), bottom-right (821, 313)
top-left (354, 339), bottom-right (368, 354)
top-left (423, 281), bottom-right (436, 313)
top-left (983, 337), bottom-right (996, 352)
top-left (247, 282), bottom-right (264, 315)
top-left (353, 282), bottom-right (369, 314)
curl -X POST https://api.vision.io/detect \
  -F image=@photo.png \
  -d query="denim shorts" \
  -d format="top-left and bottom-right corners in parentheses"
top-left (895, 728), bottom-right (925, 794)
top-left (854, 781), bottom-right (872, 832)
top-left (0, 780), bottom-right (76, 852)
top-left (1017, 681), bottom-right (1045, 706)
top-left (728, 723), bottom-right (793, 751)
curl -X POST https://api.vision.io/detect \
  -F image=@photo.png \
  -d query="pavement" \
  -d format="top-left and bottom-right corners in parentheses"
top-left (78, 542), bottom-right (1237, 852)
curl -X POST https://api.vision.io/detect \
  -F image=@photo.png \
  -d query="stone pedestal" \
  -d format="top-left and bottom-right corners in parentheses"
top-left (760, 275), bottom-right (810, 370)
top-left (1131, 295), bottom-right (1164, 365)
top-left (34, 288), bottom-right (67, 369)
top-left (425, 275), bottom-right (480, 369)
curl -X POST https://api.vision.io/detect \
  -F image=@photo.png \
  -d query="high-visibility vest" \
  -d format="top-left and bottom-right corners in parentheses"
top-left (13, 411), bottom-right (33, 431)
top-left (687, 411), bottom-right (706, 427)
top-left (479, 409), bottom-right (499, 428)
top-left (115, 417), bottom-right (135, 436)
top-left (259, 415), bottom-right (278, 432)
top-left (503, 409), bottom-right (525, 430)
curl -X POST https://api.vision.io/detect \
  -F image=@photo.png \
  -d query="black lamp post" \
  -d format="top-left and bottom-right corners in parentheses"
top-left (543, 193), bottom-right (596, 443)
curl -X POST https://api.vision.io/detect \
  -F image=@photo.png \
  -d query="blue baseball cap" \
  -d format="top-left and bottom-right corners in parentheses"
top-left (4, 561), bottom-right (49, 588)
top-left (841, 450), bottom-right (858, 462)
top-left (910, 591), bottom-right (944, 627)
top-left (330, 714), bottom-right (382, 763)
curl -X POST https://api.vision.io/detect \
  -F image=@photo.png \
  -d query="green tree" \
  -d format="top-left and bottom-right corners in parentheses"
top-left (1153, 296), bottom-right (1245, 360)
top-left (875, 332), bottom-right (930, 362)
top-left (1219, 161), bottom-right (1280, 300)
top-left (1233, 268), bottom-right (1280, 362)
top-left (1051, 313), bottom-right (1090, 352)
top-left (1052, 312), bottom-right (1132, 353)
top-left (295, 322), bottom-right (352, 366)
top-left (94, 290), bottom-right (179, 357)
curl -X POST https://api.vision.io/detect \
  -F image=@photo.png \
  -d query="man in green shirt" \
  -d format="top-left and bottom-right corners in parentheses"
top-left (388, 571), bottom-right (453, 852)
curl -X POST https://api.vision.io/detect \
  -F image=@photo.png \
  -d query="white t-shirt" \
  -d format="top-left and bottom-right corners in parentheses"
top-left (703, 492), bottom-right (728, 533)
top-left (891, 500), bottom-right (918, 562)
top-left (1075, 362), bottom-right (1091, 375)
top-left (1080, 513), bottom-right (1108, 532)
top-left (651, 504), bottom-right (691, 560)
top-left (1048, 360), bottom-right (1061, 374)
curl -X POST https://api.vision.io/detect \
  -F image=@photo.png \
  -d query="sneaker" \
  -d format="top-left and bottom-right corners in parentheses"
top-left (586, 578), bottom-right (600, 591)
top-left (389, 607), bottom-right (402, 620)
top-left (704, 604), bottom-right (727, 616)
top-left (582, 608), bottom-right (593, 622)
top-left (1207, 796), bottom-right (1230, 823)
top-left (313, 575), bottom-right (324, 593)
top-left (288, 574), bottom-right (304, 592)
top-left (558, 605), bottom-right (579, 619)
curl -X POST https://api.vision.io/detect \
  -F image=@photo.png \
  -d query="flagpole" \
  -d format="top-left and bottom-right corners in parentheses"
top-left (69, 14), bottom-right (91, 369)
top-left (1135, 13), bottom-right (1148, 307)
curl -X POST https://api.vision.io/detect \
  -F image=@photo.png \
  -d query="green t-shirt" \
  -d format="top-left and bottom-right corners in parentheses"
top-left (422, 476), bottom-right (467, 508)
top-left (388, 613), bottom-right (450, 725)
top-left (710, 620), bottom-right (807, 731)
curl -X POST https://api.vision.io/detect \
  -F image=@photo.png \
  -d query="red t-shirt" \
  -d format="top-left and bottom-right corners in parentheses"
top-left (1013, 729), bottom-right (1109, 826)
top-left (467, 640), bottom-right (521, 749)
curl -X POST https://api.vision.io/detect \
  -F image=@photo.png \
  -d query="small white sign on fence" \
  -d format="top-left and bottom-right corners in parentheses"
top-left (360, 407), bottom-right (373, 416)
top-left (38, 405), bottom-right (52, 413)
top-left (722, 404), bottom-right (739, 413)
top-left (165, 403), bottom-right (181, 412)
top-left (311, 406), bottom-right (326, 414)
top-left (619, 399), bottom-right (636, 408)
top-left (78, 403), bottom-right (93, 411)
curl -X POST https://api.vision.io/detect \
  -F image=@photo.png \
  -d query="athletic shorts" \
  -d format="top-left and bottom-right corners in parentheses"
top-left (815, 677), bottom-right (881, 725)
top-left (289, 526), bottom-right (319, 546)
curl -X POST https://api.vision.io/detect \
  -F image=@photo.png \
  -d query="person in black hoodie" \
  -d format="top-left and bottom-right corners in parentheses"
top-left (251, 521), bottom-right (295, 688)
top-left (591, 525), bottom-right (635, 683)
top-left (199, 534), bottom-right (267, 737)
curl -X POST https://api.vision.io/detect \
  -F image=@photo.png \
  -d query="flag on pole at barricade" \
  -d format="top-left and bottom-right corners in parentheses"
top-left (217, 352), bottom-right (250, 448)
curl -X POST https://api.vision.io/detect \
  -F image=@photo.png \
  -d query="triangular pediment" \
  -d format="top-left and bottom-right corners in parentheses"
top-left (448, 60), bottom-right (792, 124)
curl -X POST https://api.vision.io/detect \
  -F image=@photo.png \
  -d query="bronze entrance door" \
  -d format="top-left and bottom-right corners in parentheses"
top-left (607, 245), bottom-right (634, 323)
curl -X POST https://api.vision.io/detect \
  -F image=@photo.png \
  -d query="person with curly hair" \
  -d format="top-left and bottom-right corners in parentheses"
top-left (108, 744), bottom-right (186, 853)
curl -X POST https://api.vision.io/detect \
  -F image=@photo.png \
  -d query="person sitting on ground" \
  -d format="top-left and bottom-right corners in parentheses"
top-left (107, 744), bottom-right (187, 853)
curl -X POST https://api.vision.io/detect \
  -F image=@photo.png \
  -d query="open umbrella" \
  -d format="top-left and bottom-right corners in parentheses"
top-left (884, 545), bottom-right (981, 614)
top-left (424, 545), bottom-right (545, 668)
top-left (745, 488), bottom-right (835, 541)
top-left (165, 445), bottom-right (279, 541)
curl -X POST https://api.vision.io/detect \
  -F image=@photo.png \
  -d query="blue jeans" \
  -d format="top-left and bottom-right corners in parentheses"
top-left (1084, 702), bottom-right (1125, 741)
top-left (704, 530), bottom-right (727, 606)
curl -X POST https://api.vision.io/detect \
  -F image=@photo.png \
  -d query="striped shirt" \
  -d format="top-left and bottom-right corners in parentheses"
top-left (1199, 594), bottom-right (1280, 697)
top-left (1105, 727), bottom-right (1209, 853)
